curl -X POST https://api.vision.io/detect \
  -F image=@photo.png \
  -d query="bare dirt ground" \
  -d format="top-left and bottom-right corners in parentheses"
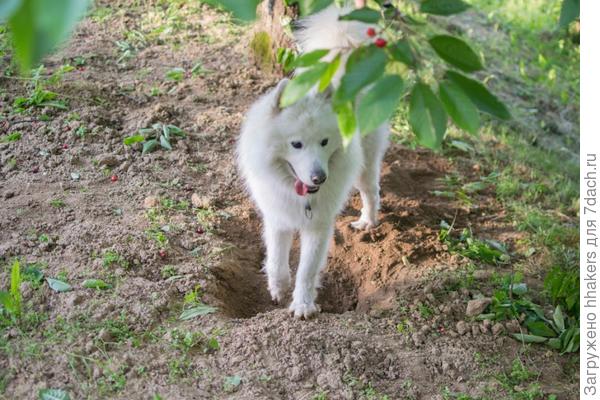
top-left (0, 1), bottom-right (578, 399)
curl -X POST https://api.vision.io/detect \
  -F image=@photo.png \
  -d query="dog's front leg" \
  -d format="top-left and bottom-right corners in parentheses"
top-left (264, 223), bottom-right (293, 304)
top-left (289, 225), bottom-right (332, 319)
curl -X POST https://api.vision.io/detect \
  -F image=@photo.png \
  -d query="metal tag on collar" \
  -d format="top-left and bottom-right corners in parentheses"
top-left (304, 201), bottom-right (312, 219)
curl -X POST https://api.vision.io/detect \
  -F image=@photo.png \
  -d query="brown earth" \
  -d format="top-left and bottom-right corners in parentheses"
top-left (0, 1), bottom-right (578, 399)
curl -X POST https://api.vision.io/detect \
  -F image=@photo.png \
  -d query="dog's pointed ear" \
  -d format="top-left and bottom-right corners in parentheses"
top-left (271, 78), bottom-right (290, 114)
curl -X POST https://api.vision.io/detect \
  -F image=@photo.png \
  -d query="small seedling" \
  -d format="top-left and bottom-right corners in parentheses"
top-left (439, 220), bottom-right (509, 265)
top-left (0, 260), bottom-right (22, 322)
top-left (165, 67), bottom-right (185, 82)
top-left (160, 265), bottom-right (177, 279)
top-left (124, 123), bottom-right (185, 155)
top-left (49, 199), bottom-right (66, 208)
top-left (102, 250), bottom-right (129, 269)
top-left (0, 132), bottom-right (21, 143)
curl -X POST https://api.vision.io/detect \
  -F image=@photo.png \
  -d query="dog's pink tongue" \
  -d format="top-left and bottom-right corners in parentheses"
top-left (294, 179), bottom-right (308, 196)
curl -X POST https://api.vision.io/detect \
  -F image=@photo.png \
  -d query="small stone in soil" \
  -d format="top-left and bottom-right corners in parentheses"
top-left (465, 298), bottom-right (491, 317)
top-left (492, 323), bottom-right (505, 336)
top-left (144, 196), bottom-right (159, 209)
top-left (456, 321), bottom-right (468, 336)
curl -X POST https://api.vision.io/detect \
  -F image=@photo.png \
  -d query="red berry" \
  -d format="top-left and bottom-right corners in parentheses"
top-left (196, 227), bottom-right (205, 234)
top-left (159, 250), bottom-right (167, 258)
top-left (375, 38), bottom-right (387, 48)
top-left (366, 27), bottom-right (376, 37)
top-left (110, 174), bottom-right (118, 182)
top-left (62, 144), bottom-right (68, 149)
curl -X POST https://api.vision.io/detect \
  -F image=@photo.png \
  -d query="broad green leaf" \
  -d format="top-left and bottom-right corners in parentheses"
top-left (357, 75), bottom-right (404, 135)
top-left (23, 265), bottom-right (44, 284)
top-left (449, 139), bottom-right (474, 152)
top-left (289, 49), bottom-right (329, 69)
top-left (82, 279), bottom-right (111, 290)
top-left (46, 278), bottom-right (72, 293)
top-left (553, 305), bottom-right (565, 332)
top-left (334, 101), bottom-right (357, 147)
top-left (420, 0), bottom-right (470, 16)
top-left (318, 54), bottom-right (341, 92)
top-left (180, 304), bottom-right (217, 320)
top-left (389, 40), bottom-right (415, 66)
top-left (559, 0), bottom-right (579, 28)
top-left (439, 80), bottom-right (479, 135)
top-left (39, 388), bottom-right (71, 400)
top-left (429, 35), bottom-right (483, 72)
top-left (202, 0), bottom-right (261, 22)
top-left (123, 135), bottom-right (145, 146)
top-left (142, 139), bottom-right (159, 155)
top-left (408, 83), bottom-right (447, 149)
top-left (9, 0), bottom-right (91, 72)
top-left (167, 125), bottom-right (185, 136)
top-left (339, 8), bottom-right (380, 23)
top-left (0, 291), bottom-right (16, 313)
top-left (159, 135), bottom-right (172, 151)
top-left (295, 0), bottom-right (334, 15)
top-left (509, 283), bottom-right (528, 296)
top-left (547, 338), bottom-right (562, 350)
top-left (446, 71), bottom-right (511, 120)
top-left (280, 62), bottom-right (329, 108)
top-left (334, 45), bottom-right (386, 105)
top-left (277, 47), bottom-right (296, 72)
top-left (0, 0), bottom-right (21, 21)
top-left (563, 328), bottom-right (579, 353)
top-left (512, 333), bottom-right (548, 344)
top-left (525, 320), bottom-right (557, 338)
top-left (162, 124), bottom-right (170, 140)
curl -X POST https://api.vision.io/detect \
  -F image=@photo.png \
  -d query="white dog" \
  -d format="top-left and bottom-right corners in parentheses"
top-left (237, 5), bottom-right (389, 319)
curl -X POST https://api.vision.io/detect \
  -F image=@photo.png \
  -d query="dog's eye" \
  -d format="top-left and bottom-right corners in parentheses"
top-left (321, 138), bottom-right (329, 147)
top-left (291, 141), bottom-right (303, 149)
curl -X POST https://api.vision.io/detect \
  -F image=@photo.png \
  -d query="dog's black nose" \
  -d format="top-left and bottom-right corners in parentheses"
top-left (311, 171), bottom-right (327, 185)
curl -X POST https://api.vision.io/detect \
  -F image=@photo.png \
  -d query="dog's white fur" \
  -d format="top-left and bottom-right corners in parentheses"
top-left (237, 5), bottom-right (389, 319)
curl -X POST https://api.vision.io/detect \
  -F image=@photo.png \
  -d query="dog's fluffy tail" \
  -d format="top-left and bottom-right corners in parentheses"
top-left (295, 5), bottom-right (373, 54)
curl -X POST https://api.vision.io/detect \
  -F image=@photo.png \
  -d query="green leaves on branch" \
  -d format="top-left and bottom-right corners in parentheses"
top-left (202, 0), bottom-right (262, 22)
top-left (4, 0), bottom-right (91, 73)
top-left (446, 71), bottom-right (511, 120)
top-left (420, 0), bottom-right (471, 16)
top-left (339, 8), bottom-right (381, 23)
top-left (439, 81), bottom-right (480, 135)
top-left (335, 45), bottom-right (386, 104)
top-left (289, 0), bottom-right (334, 16)
top-left (287, 49), bottom-right (329, 70)
top-left (280, 62), bottom-right (329, 108)
top-left (357, 75), bottom-right (404, 135)
top-left (429, 35), bottom-right (483, 72)
top-left (559, 0), bottom-right (579, 28)
top-left (409, 83), bottom-right (447, 149)
top-left (266, 2), bottom-right (509, 149)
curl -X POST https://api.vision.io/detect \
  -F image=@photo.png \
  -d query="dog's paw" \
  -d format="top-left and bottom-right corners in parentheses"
top-left (350, 218), bottom-right (376, 230)
top-left (268, 277), bottom-right (290, 304)
top-left (288, 301), bottom-right (321, 319)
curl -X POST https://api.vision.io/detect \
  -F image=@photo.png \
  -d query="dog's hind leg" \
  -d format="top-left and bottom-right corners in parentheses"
top-left (351, 126), bottom-right (388, 230)
top-left (263, 223), bottom-right (293, 304)
top-left (289, 226), bottom-right (333, 319)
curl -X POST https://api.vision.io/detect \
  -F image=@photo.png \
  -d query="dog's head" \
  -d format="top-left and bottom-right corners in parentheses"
top-left (267, 79), bottom-right (343, 196)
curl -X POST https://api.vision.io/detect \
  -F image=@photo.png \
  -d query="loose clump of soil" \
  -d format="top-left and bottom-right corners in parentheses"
top-left (0, 1), bottom-right (578, 399)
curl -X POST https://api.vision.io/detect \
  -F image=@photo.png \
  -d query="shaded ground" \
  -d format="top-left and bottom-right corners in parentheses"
top-left (0, 1), bottom-right (579, 399)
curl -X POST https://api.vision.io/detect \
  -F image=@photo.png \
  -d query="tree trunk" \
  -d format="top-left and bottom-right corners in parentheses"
top-left (250, 0), bottom-right (298, 73)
